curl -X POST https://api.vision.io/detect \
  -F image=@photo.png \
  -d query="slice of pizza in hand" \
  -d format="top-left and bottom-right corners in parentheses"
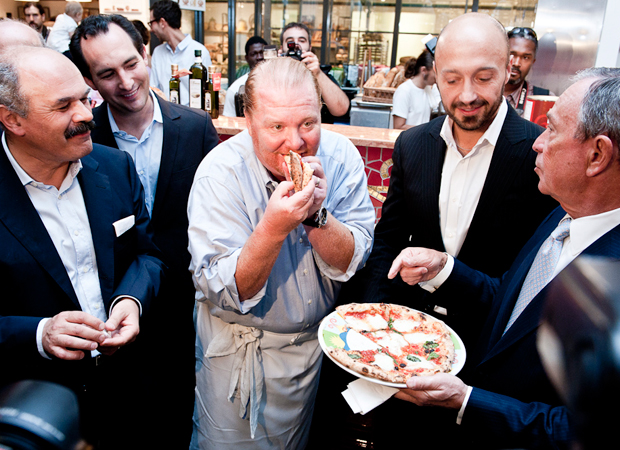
top-left (284, 151), bottom-right (314, 192)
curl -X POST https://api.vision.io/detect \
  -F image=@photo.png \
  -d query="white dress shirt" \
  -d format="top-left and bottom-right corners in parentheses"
top-left (2, 134), bottom-right (106, 358)
top-left (438, 100), bottom-right (508, 258)
top-left (107, 90), bottom-right (163, 216)
top-left (150, 35), bottom-right (211, 107)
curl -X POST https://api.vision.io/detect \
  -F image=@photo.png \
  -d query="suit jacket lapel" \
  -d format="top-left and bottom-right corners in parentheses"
top-left (78, 153), bottom-right (115, 305)
top-left (151, 96), bottom-right (181, 221)
top-left (0, 140), bottom-right (80, 307)
top-left (469, 104), bottom-right (530, 234)
top-left (91, 103), bottom-right (119, 149)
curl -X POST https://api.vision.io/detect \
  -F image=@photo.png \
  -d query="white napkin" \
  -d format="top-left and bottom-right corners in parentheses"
top-left (341, 378), bottom-right (399, 414)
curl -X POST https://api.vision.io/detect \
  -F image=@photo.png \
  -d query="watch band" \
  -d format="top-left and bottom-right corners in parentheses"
top-left (302, 206), bottom-right (327, 228)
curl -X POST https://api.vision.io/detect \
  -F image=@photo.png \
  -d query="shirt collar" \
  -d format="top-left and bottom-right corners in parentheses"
top-left (166, 34), bottom-right (191, 53)
top-left (566, 208), bottom-right (620, 258)
top-left (107, 89), bottom-right (163, 139)
top-left (2, 132), bottom-right (83, 188)
top-left (440, 99), bottom-right (508, 156)
top-left (506, 81), bottom-right (525, 106)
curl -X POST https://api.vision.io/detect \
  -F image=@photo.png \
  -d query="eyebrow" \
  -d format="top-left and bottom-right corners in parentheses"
top-left (94, 56), bottom-right (138, 78)
top-left (54, 87), bottom-right (91, 105)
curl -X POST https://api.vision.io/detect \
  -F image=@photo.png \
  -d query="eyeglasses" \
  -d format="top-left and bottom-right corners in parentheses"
top-left (148, 19), bottom-right (159, 28)
top-left (508, 27), bottom-right (537, 40)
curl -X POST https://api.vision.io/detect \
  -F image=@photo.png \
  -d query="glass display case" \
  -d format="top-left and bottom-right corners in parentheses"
top-left (180, 0), bottom-right (539, 84)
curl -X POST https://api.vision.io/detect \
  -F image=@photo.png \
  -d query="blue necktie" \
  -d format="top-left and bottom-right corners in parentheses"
top-left (504, 217), bottom-right (572, 333)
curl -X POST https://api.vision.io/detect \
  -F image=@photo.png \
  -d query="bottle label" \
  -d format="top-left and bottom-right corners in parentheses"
top-left (213, 72), bottom-right (221, 91)
top-left (205, 94), bottom-right (212, 112)
top-left (189, 79), bottom-right (202, 109)
top-left (170, 90), bottom-right (179, 104)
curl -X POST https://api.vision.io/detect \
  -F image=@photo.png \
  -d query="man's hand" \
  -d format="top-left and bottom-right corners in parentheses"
top-left (261, 174), bottom-right (316, 238)
top-left (301, 51), bottom-right (321, 78)
top-left (387, 248), bottom-right (448, 285)
top-left (98, 298), bottom-right (141, 356)
top-left (42, 311), bottom-right (108, 360)
top-left (293, 155), bottom-right (326, 217)
top-left (394, 373), bottom-right (468, 410)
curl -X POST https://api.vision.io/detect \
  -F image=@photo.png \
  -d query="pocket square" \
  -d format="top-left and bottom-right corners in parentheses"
top-left (113, 215), bottom-right (135, 237)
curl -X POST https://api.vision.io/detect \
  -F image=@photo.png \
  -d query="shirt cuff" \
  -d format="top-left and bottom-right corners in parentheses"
top-left (37, 318), bottom-right (52, 360)
top-left (418, 253), bottom-right (455, 293)
top-left (456, 385), bottom-right (473, 425)
top-left (110, 296), bottom-right (143, 316)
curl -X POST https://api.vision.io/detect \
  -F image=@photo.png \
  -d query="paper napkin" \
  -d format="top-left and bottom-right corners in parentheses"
top-left (341, 378), bottom-right (399, 415)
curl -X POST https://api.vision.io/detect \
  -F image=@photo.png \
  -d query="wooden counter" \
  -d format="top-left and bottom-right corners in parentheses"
top-left (212, 116), bottom-right (403, 221)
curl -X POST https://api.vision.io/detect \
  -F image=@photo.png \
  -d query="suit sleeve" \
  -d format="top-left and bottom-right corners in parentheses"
top-left (111, 152), bottom-right (166, 316)
top-left (463, 388), bottom-right (575, 450)
top-left (202, 113), bottom-right (219, 156)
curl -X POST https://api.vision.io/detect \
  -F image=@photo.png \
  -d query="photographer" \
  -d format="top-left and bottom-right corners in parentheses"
top-left (280, 22), bottom-right (350, 124)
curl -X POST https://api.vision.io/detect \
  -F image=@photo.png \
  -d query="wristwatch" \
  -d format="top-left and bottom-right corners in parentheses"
top-left (302, 206), bottom-right (327, 229)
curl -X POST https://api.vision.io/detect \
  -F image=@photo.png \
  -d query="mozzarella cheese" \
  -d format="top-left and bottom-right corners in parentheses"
top-left (403, 332), bottom-right (439, 344)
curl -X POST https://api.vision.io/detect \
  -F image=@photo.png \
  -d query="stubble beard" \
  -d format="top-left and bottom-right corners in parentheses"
top-left (448, 88), bottom-right (505, 132)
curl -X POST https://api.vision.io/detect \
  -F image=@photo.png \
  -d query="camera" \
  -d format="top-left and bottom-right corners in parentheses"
top-left (285, 42), bottom-right (303, 61)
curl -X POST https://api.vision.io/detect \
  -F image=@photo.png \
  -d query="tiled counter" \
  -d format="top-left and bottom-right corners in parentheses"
top-left (212, 116), bottom-right (402, 221)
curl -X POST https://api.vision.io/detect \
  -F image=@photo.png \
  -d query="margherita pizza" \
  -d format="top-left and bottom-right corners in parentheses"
top-left (327, 303), bottom-right (456, 384)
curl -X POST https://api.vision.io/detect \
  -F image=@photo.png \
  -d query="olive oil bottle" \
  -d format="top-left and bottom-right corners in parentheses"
top-left (169, 64), bottom-right (180, 104)
top-left (206, 65), bottom-right (220, 119)
top-left (189, 50), bottom-right (206, 110)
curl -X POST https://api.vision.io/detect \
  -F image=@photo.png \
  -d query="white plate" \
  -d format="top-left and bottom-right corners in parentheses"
top-left (319, 307), bottom-right (467, 388)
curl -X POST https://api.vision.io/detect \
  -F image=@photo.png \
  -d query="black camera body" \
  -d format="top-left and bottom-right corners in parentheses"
top-left (285, 41), bottom-right (303, 61)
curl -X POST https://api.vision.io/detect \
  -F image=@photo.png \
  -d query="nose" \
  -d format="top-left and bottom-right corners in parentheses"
top-left (74, 100), bottom-right (94, 124)
top-left (532, 130), bottom-right (546, 154)
top-left (118, 70), bottom-right (134, 91)
top-left (459, 79), bottom-right (477, 105)
top-left (512, 56), bottom-right (521, 68)
top-left (285, 128), bottom-right (304, 151)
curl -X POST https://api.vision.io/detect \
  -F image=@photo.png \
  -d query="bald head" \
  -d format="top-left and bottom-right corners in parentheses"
top-left (0, 19), bottom-right (45, 51)
top-left (436, 13), bottom-right (509, 67)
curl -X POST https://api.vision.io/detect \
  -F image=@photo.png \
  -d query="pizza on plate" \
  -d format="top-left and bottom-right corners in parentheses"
top-left (327, 303), bottom-right (455, 384)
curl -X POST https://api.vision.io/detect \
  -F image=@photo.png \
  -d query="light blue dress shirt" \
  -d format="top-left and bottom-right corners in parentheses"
top-left (150, 35), bottom-right (212, 107)
top-left (188, 128), bottom-right (375, 333)
top-left (107, 90), bottom-right (163, 216)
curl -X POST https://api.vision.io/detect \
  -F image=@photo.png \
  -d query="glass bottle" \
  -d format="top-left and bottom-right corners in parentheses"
top-left (169, 64), bottom-right (180, 104)
top-left (189, 50), bottom-right (206, 110)
top-left (206, 66), bottom-right (220, 119)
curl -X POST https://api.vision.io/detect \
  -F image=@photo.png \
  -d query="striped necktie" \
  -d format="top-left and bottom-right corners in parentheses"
top-left (504, 217), bottom-right (572, 333)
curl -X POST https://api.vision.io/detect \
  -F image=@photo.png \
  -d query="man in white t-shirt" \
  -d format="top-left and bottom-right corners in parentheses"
top-left (223, 36), bottom-right (267, 117)
top-left (46, 1), bottom-right (82, 55)
top-left (392, 50), bottom-right (438, 129)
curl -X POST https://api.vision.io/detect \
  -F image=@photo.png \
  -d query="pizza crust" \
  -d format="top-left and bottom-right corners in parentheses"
top-left (284, 151), bottom-right (314, 192)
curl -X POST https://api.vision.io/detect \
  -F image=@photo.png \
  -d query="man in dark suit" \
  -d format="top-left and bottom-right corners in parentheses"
top-left (340, 13), bottom-right (557, 345)
top-left (70, 14), bottom-right (218, 447)
top-left (391, 68), bottom-right (620, 449)
top-left (0, 46), bottom-right (165, 448)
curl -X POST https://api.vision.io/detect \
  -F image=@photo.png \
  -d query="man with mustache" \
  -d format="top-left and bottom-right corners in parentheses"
top-left (0, 46), bottom-right (165, 449)
top-left (23, 2), bottom-right (49, 42)
top-left (339, 13), bottom-right (557, 347)
top-left (504, 27), bottom-right (554, 117)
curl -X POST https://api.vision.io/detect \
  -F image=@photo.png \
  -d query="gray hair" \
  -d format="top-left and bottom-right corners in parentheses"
top-left (571, 68), bottom-right (620, 148)
top-left (0, 61), bottom-right (28, 130)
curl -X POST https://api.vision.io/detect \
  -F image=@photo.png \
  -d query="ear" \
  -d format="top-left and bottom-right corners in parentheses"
top-left (0, 106), bottom-right (26, 137)
top-left (83, 76), bottom-right (97, 91)
top-left (141, 44), bottom-right (148, 62)
top-left (245, 114), bottom-right (253, 138)
top-left (586, 134), bottom-right (615, 177)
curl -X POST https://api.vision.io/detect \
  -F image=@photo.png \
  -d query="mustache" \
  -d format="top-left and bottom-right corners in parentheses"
top-left (65, 120), bottom-right (96, 139)
top-left (453, 99), bottom-right (487, 110)
top-left (511, 67), bottom-right (522, 76)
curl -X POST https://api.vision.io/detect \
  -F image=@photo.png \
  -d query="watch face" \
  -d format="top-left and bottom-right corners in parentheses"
top-left (317, 206), bottom-right (327, 227)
